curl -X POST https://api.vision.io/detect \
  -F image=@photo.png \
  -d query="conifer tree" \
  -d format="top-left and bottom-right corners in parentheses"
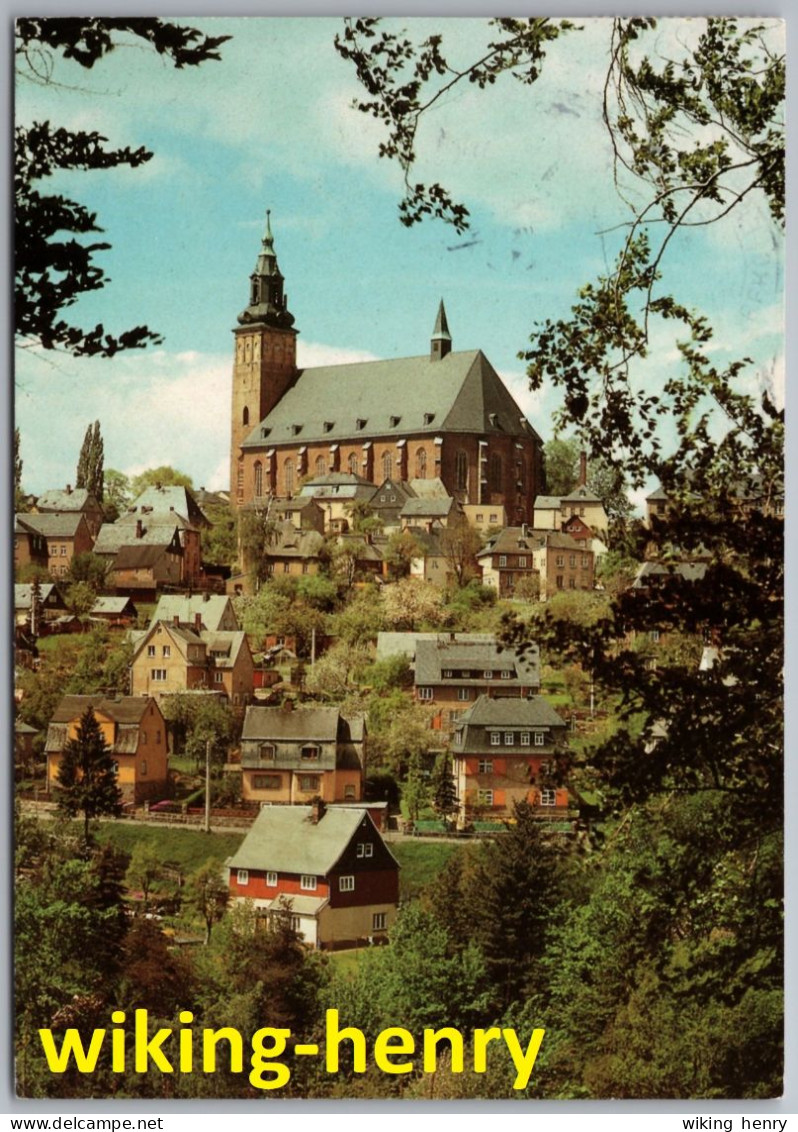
top-left (75, 423), bottom-right (92, 490)
top-left (430, 752), bottom-right (458, 825)
top-left (55, 705), bottom-right (122, 842)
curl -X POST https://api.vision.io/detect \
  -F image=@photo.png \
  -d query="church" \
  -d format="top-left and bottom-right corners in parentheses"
top-left (230, 214), bottom-right (544, 525)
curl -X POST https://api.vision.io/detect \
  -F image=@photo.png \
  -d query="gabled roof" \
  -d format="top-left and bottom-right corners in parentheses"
top-left (400, 497), bottom-right (455, 518)
top-left (561, 484), bottom-right (604, 504)
top-left (36, 488), bottom-right (101, 513)
top-left (632, 561), bottom-right (709, 587)
top-left (298, 473), bottom-right (377, 503)
top-left (127, 484), bottom-right (209, 528)
top-left (14, 583), bottom-right (61, 610)
top-left (242, 350), bottom-right (541, 449)
top-left (242, 705), bottom-right (342, 742)
top-left (406, 477), bottom-right (449, 499)
top-left (50, 694), bottom-right (153, 725)
top-left (112, 544), bottom-right (177, 571)
top-left (151, 594), bottom-right (238, 632)
top-left (456, 694), bottom-right (566, 730)
top-left (94, 521), bottom-right (182, 556)
top-left (267, 529), bottom-right (326, 559)
top-left (228, 805), bottom-right (396, 875)
top-left (376, 631), bottom-right (494, 661)
top-left (415, 637), bottom-right (540, 686)
top-left (534, 495), bottom-right (563, 510)
top-left (18, 512), bottom-right (86, 538)
top-left (205, 631), bottom-right (250, 669)
top-left (478, 527), bottom-right (587, 558)
top-left (91, 596), bottom-right (136, 615)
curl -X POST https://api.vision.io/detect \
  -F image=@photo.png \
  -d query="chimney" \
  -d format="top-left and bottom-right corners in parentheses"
top-left (65, 483), bottom-right (72, 495)
top-left (310, 798), bottom-right (326, 824)
top-left (194, 612), bottom-right (202, 632)
top-left (173, 615), bottom-right (180, 627)
top-left (203, 591), bottom-right (210, 602)
top-left (135, 519), bottom-right (143, 539)
top-left (579, 451), bottom-right (587, 487)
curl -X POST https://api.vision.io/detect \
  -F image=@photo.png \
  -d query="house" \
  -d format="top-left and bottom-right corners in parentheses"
top-left (44, 694), bottom-right (169, 803)
top-left (109, 543), bottom-right (183, 601)
top-left (239, 704), bottom-right (365, 804)
top-left (297, 472), bottom-right (378, 532)
top-left (532, 495), bottom-right (563, 530)
top-left (367, 478), bottom-right (418, 531)
top-left (376, 630), bottom-right (494, 663)
top-left (399, 495), bottom-right (458, 532)
top-left (269, 497), bottom-right (325, 534)
top-left (406, 527), bottom-right (451, 585)
top-left (14, 516), bottom-right (49, 576)
top-left (478, 527), bottom-right (594, 600)
top-left (226, 801), bottom-right (399, 948)
top-left (34, 485), bottom-right (105, 539)
top-left (130, 617), bottom-right (255, 705)
top-left (231, 215), bottom-right (544, 526)
top-left (451, 695), bottom-right (569, 825)
top-left (89, 595), bottom-right (138, 627)
top-left (17, 512), bottom-right (95, 577)
top-left (150, 593), bottom-right (240, 633)
top-left (562, 513), bottom-right (608, 561)
top-left (414, 635), bottom-right (541, 735)
top-left (462, 503), bottom-right (507, 534)
top-left (14, 583), bottom-right (67, 629)
top-left (559, 484), bottom-right (609, 536)
top-left (263, 526), bottom-right (326, 578)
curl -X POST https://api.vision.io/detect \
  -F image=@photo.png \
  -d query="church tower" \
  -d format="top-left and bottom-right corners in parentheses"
top-left (230, 211), bottom-right (298, 502)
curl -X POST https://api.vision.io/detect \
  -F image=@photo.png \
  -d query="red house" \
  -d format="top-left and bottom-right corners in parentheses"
top-left (226, 801), bottom-right (399, 948)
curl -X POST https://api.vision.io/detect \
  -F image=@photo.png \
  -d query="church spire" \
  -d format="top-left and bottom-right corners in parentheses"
top-left (238, 209), bottom-right (296, 329)
top-left (430, 298), bottom-right (452, 361)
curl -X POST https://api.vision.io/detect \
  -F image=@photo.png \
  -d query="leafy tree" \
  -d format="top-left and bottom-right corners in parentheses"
top-left (543, 437), bottom-right (581, 497)
top-left (381, 576), bottom-right (446, 630)
top-left (129, 465), bottom-right (194, 499)
top-left (75, 420), bottom-right (104, 500)
top-left (304, 640), bottom-right (371, 702)
top-left (66, 550), bottom-right (108, 591)
top-left (15, 18), bottom-right (228, 357)
top-left (125, 842), bottom-right (163, 912)
top-left (160, 693), bottom-right (236, 769)
top-left (237, 508), bottom-right (279, 584)
top-left (103, 468), bottom-right (131, 521)
top-left (187, 860), bottom-right (229, 944)
top-left (14, 427), bottom-right (27, 511)
top-left (401, 754), bottom-right (431, 823)
top-left (438, 517), bottom-right (483, 587)
top-left (383, 529), bottom-right (422, 579)
top-left (201, 500), bottom-right (239, 568)
top-left (328, 586), bottom-right (387, 644)
top-left (430, 752), bottom-right (458, 824)
top-left (65, 580), bottom-right (96, 620)
top-left (54, 705), bottom-right (122, 842)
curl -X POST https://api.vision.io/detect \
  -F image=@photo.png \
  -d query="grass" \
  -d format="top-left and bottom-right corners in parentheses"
top-left (96, 822), bottom-right (245, 874)
top-left (391, 839), bottom-right (472, 900)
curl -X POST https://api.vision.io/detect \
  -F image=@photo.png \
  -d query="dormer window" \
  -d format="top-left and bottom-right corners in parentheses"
top-left (291, 424), bottom-right (303, 436)
top-left (424, 413), bottom-right (435, 426)
top-left (356, 418), bottom-right (367, 430)
top-left (390, 415), bottom-right (401, 427)
top-left (323, 421), bottom-right (335, 433)
top-left (261, 427), bottom-right (271, 438)
top-left (301, 745), bottom-right (320, 761)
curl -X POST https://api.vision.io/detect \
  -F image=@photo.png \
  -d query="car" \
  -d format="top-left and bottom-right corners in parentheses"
top-left (149, 799), bottom-right (181, 813)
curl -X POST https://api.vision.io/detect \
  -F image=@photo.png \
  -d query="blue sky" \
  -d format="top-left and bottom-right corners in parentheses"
top-left (14, 17), bottom-right (784, 504)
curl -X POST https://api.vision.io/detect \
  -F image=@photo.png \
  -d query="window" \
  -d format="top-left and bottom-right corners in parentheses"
top-left (476, 513), bottom-right (484, 523)
top-left (534, 731), bottom-right (545, 746)
top-left (60, 545), bottom-right (67, 556)
top-left (254, 461), bottom-right (263, 497)
top-left (499, 555), bottom-right (507, 567)
top-left (478, 759), bottom-right (493, 773)
top-left (162, 645), bottom-right (171, 658)
top-left (556, 555), bottom-right (564, 567)
top-left (490, 513), bottom-right (498, 523)
top-left (501, 670), bottom-right (512, 680)
top-left (356, 843), bottom-right (374, 858)
top-left (415, 448), bottom-right (427, 478)
top-left (348, 452), bottom-right (359, 474)
top-left (455, 450), bottom-right (468, 491)
top-left (266, 871), bottom-right (278, 887)
top-left (457, 688), bottom-right (471, 702)
top-left (344, 784), bottom-right (356, 800)
top-left (339, 875), bottom-right (355, 892)
top-left (484, 670), bottom-right (493, 679)
top-left (373, 912), bottom-right (387, 931)
top-left (490, 732), bottom-right (501, 746)
top-left (568, 578), bottom-right (576, 589)
top-left (237, 869), bottom-right (249, 886)
top-left (214, 671), bottom-right (224, 684)
top-left (151, 669), bottom-right (167, 681)
top-left (519, 556), bottom-right (527, 567)
top-left (315, 454), bottom-right (327, 476)
top-left (382, 451), bottom-right (393, 480)
top-left (301, 745), bottom-right (320, 761)
top-left (478, 789), bottom-right (494, 806)
top-left (570, 554), bottom-right (576, 567)
top-left (540, 789), bottom-right (557, 807)
top-left (140, 760), bottom-right (147, 775)
top-left (443, 669), bottom-right (453, 678)
top-left (252, 774), bottom-right (281, 789)
top-left (284, 458), bottom-right (294, 496)
top-left (141, 732), bottom-right (148, 746)
top-left (556, 575), bottom-right (564, 589)
top-left (147, 645), bottom-right (156, 657)
top-left (418, 687), bottom-right (433, 701)
top-left (649, 630), bottom-right (660, 642)
top-left (298, 775), bottom-right (320, 792)
top-left (300, 875), bottom-right (317, 891)
top-left (259, 744), bottom-right (276, 761)
top-left (504, 732), bottom-right (514, 745)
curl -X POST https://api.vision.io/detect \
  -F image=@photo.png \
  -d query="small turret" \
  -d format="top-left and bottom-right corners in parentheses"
top-left (238, 210), bottom-right (296, 329)
top-left (430, 299), bottom-right (452, 361)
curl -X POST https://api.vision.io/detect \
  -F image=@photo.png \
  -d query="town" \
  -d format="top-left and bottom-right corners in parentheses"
top-left (13, 15), bottom-right (783, 1104)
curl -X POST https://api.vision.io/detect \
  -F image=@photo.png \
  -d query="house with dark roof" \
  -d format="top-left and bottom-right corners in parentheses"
top-left (239, 704), bottom-right (365, 804)
top-left (269, 497), bottom-right (325, 534)
top-left (414, 635), bottom-right (541, 735)
top-left (263, 526), bottom-right (327, 579)
top-left (109, 543), bottom-right (183, 600)
top-left (14, 582), bottom-right (67, 628)
top-left (90, 595), bottom-right (138, 627)
top-left (44, 695), bottom-right (168, 803)
top-left (17, 512), bottom-right (95, 577)
top-left (14, 515), bottom-right (49, 576)
top-left (130, 618), bottom-right (254, 704)
top-left (230, 214), bottom-right (544, 526)
top-left (451, 695), bottom-right (569, 825)
top-left (34, 486), bottom-right (105, 538)
top-left (227, 801), bottom-right (399, 948)
top-left (399, 494), bottom-right (459, 532)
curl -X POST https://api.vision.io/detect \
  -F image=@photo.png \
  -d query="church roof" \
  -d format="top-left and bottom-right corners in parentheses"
top-left (242, 350), bottom-right (541, 449)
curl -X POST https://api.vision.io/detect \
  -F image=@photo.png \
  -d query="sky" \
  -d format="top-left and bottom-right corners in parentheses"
top-left (14, 17), bottom-right (785, 507)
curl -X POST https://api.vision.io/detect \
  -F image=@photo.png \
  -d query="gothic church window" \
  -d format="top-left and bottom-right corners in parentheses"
top-left (284, 458), bottom-right (294, 497)
top-left (254, 461), bottom-right (263, 497)
top-left (382, 451), bottom-right (393, 480)
top-left (315, 455), bottom-right (327, 476)
top-left (243, 406), bottom-right (249, 427)
top-left (455, 450), bottom-right (468, 491)
top-left (415, 448), bottom-right (427, 478)
top-left (348, 453), bottom-right (359, 475)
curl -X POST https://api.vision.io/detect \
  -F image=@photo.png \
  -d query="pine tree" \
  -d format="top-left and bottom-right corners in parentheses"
top-left (430, 752), bottom-right (458, 825)
top-left (55, 705), bottom-right (122, 842)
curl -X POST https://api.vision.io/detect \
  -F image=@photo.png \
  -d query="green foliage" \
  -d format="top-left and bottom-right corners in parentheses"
top-left (14, 427), bottom-right (27, 511)
top-left (358, 654), bottom-right (412, 693)
top-left (55, 705), bottom-right (123, 841)
top-left (186, 860), bottom-right (229, 944)
top-left (64, 580), bottom-right (96, 619)
top-left (125, 842), bottom-right (162, 911)
top-left (160, 693), bottom-right (237, 768)
top-left (200, 501), bottom-right (239, 568)
top-left (15, 19), bottom-right (228, 357)
top-left (327, 586), bottom-right (386, 644)
top-left (75, 420), bottom-right (104, 500)
top-left (430, 752), bottom-right (458, 822)
top-left (66, 551), bottom-right (108, 591)
top-left (237, 508), bottom-right (278, 583)
top-left (235, 580), bottom-right (326, 657)
top-left (383, 529), bottom-right (422, 579)
top-left (102, 468), bottom-right (131, 521)
top-left (129, 465), bottom-right (193, 498)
